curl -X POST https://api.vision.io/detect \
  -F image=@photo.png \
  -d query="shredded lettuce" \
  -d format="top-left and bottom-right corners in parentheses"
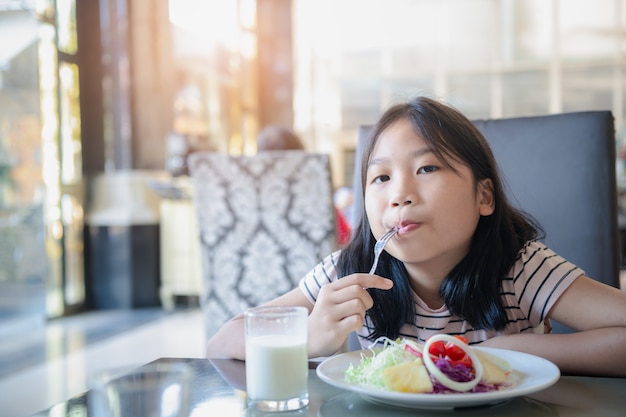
top-left (344, 338), bottom-right (415, 390)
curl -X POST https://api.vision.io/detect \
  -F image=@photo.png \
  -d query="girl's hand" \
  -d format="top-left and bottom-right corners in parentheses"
top-left (307, 273), bottom-right (393, 357)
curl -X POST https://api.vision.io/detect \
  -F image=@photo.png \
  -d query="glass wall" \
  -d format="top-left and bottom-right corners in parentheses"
top-left (169, 0), bottom-right (260, 156)
top-left (168, 0), bottom-right (626, 186)
top-left (38, 0), bottom-right (85, 317)
top-left (292, 0), bottom-right (626, 186)
top-left (0, 1), bottom-right (48, 329)
top-left (0, 0), bottom-right (86, 332)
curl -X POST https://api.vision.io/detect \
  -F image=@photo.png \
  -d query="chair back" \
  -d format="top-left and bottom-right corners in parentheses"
top-left (472, 111), bottom-right (619, 289)
top-left (188, 151), bottom-right (338, 338)
top-left (353, 111), bottom-right (620, 333)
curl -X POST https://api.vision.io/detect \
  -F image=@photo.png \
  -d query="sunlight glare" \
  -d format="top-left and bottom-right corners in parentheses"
top-left (169, 0), bottom-right (239, 50)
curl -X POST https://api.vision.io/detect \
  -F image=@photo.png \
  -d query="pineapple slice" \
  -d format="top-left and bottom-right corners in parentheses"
top-left (475, 351), bottom-right (510, 385)
top-left (382, 358), bottom-right (434, 393)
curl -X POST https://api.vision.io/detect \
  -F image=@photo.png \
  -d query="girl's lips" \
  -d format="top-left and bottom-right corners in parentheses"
top-left (396, 222), bottom-right (419, 235)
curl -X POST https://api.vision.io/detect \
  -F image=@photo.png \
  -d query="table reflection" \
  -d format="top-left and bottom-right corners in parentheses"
top-left (32, 358), bottom-right (626, 417)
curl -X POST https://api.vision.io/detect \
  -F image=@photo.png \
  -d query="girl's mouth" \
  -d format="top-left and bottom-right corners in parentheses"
top-left (396, 222), bottom-right (419, 235)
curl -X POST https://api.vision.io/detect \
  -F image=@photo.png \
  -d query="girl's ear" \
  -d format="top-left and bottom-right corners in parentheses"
top-left (478, 179), bottom-right (495, 216)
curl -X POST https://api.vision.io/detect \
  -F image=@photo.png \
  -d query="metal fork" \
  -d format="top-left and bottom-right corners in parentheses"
top-left (368, 227), bottom-right (398, 274)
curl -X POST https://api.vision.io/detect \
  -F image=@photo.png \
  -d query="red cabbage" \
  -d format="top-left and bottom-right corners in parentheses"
top-left (430, 358), bottom-right (502, 394)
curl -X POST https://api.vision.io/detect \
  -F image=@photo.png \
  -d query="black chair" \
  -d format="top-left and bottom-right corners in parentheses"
top-left (352, 111), bottom-right (620, 334)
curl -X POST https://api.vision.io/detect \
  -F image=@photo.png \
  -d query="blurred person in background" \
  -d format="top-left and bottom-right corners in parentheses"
top-left (334, 186), bottom-right (355, 229)
top-left (256, 125), bottom-right (352, 245)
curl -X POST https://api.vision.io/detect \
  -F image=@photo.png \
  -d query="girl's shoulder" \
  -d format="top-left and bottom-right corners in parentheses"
top-left (507, 239), bottom-right (584, 321)
top-left (519, 239), bottom-right (548, 253)
top-left (506, 239), bottom-right (584, 290)
top-left (516, 239), bottom-right (563, 266)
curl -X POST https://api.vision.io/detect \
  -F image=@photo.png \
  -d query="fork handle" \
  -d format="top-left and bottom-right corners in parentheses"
top-left (368, 258), bottom-right (380, 275)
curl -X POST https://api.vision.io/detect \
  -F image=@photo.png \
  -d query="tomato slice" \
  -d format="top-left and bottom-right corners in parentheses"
top-left (428, 340), bottom-right (446, 357)
top-left (443, 335), bottom-right (469, 360)
top-left (445, 335), bottom-right (472, 368)
top-left (444, 342), bottom-right (466, 361)
top-left (450, 354), bottom-right (473, 369)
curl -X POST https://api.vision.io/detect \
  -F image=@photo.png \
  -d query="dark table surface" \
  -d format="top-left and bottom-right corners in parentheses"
top-left (33, 357), bottom-right (626, 417)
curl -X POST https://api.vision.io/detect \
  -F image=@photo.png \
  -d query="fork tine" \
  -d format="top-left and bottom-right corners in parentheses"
top-left (369, 227), bottom-right (397, 274)
top-left (380, 227), bottom-right (397, 242)
top-left (375, 228), bottom-right (396, 248)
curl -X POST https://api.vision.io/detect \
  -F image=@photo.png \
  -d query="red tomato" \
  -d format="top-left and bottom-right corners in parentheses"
top-left (428, 340), bottom-right (446, 357)
top-left (444, 342), bottom-right (466, 361)
top-left (444, 335), bottom-right (469, 361)
top-left (450, 354), bottom-right (473, 369)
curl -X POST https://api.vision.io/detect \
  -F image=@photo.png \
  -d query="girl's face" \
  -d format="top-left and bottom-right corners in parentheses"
top-left (364, 118), bottom-right (494, 276)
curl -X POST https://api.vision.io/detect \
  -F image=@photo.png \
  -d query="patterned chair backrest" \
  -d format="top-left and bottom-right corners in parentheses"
top-left (188, 151), bottom-right (338, 338)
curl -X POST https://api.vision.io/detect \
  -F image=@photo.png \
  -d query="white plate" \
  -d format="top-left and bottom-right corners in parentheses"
top-left (316, 347), bottom-right (560, 410)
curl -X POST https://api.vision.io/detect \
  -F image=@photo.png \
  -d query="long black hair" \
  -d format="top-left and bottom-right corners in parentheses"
top-left (337, 96), bottom-right (541, 340)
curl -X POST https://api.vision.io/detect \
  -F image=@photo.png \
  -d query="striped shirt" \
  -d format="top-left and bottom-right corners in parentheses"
top-left (299, 240), bottom-right (583, 348)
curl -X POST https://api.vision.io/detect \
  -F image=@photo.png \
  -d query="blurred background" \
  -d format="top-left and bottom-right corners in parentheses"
top-left (1, 0), bottom-right (626, 336)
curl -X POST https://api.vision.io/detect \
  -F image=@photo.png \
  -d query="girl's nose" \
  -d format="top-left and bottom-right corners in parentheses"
top-left (390, 183), bottom-right (417, 207)
top-left (391, 196), bottom-right (413, 207)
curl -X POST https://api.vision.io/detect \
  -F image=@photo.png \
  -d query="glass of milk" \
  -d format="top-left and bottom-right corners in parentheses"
top-left (244, 306), bottom-right (309, 412)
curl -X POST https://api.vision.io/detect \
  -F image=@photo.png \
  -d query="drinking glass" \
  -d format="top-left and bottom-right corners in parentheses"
top-left (244, 306), bottom-right (309, 412)
top-left (88, 362), bottom-right (192, 417)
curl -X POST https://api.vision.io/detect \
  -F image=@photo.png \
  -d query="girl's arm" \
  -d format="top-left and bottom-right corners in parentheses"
top-left (482, 276), bottom-right (626, 376)
top-left (205, 274), bottom-right (393, 360)
top-left (205, 288), bottom-right (312, 360)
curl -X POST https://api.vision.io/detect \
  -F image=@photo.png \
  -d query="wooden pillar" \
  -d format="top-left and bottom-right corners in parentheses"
top-left (257, 0), bottom-right (294, 128)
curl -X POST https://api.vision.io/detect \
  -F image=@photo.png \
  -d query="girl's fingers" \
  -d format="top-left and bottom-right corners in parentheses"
top-left (331, 296), bottom-right (370, 321)
top-left (320, 275), bottom-right (392, 309)
top-left (331, 274), bottom-right (394, 291)
top-left (308, 273), bottom-right (394, 355)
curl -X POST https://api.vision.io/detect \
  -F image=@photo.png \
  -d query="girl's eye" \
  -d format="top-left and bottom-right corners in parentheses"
top-left (373, 174), bottom-right (390, 184)
top-left (418, 165), bottom-right (438, 174)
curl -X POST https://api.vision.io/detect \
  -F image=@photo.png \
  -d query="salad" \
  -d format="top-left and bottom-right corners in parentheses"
top-left (344, 334), bottom-right (512, 394)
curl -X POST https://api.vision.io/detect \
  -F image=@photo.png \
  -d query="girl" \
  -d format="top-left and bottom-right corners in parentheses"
top-left (206, 96), bottom-right (626, 376)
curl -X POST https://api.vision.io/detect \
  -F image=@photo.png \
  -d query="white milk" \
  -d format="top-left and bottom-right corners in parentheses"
top-left (245, 334), bottom-right (308, 400)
